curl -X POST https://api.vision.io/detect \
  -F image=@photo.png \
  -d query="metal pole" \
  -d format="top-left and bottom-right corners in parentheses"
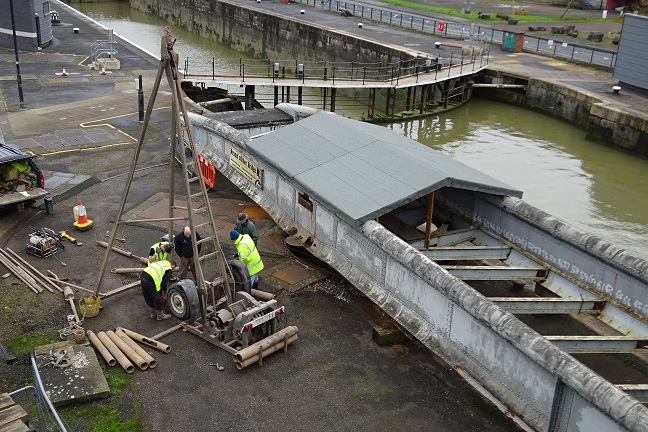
top-left (9, 0), bottom-right (25, 109)
top-left (138, 75), bottom-right (144, 121)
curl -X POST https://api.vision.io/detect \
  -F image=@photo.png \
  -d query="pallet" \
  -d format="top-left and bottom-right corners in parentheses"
top-left (0, 393), bottom-right (29, 431)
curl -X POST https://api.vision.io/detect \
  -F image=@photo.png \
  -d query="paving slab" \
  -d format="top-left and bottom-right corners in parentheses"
top-left (34, 341), bottom-right (110, 407)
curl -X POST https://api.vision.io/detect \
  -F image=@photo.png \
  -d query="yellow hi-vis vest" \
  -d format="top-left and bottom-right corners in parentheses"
top-left (149, 241), bottom-right (171, 265)
top-left (143, 260), bottom-right (172, 291)
top-left (234, 234), bottom-right (264, 276)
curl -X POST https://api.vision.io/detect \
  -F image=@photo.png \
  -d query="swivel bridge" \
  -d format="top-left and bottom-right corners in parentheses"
top-left (181, 51), bottom-right (491, 122)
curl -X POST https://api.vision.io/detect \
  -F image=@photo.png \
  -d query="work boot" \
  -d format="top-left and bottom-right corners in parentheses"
top-left (149, 307), bottom-right (156, 319)
top-left (155, 309), bottom-right (172, 321)
top-left (252, 281), bottom-right (259, 291)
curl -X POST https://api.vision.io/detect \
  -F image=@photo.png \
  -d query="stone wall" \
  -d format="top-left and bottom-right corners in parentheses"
top-left (132, 0), bottom-right (647, 156)
top-left (477, 73), bottom-right (648, 156)
top-left (130, 0), bottom-right (416, 65)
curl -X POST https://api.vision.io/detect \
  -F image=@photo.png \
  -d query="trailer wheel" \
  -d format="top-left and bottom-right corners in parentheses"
top-left (227, 259), bottom-right (251, 294)
top-left (167, 279), bottom-right (199, 322)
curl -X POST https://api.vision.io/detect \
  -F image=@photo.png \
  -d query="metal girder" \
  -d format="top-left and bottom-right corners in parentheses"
top-left (489, 297), bottom-right (605, 314)
top-left (442, 265), bottom-right (548, 280)
top-left (616, 384), bottom-right (648, 403)
top-left (421, 246), bottom-right (511, 261)
top-left (545, 336), bottom-right (648, 353)
top-left (426, 227), bottom-right (477, 247)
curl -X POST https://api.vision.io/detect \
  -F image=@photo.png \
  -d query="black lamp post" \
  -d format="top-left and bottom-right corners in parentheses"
top-left (9, 0), bottom-right (25, 109)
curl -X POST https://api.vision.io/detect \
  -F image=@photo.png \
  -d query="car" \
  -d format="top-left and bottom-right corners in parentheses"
top-left (0, 142), bottom-right (48, 211)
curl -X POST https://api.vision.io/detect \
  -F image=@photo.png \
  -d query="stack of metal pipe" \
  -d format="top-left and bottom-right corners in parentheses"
top-left (87, 328), bottom-right (170, 373)
top-left (234, 326), bottom-right (299, 370)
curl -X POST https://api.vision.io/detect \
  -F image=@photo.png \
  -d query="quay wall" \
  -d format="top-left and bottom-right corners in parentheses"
top-left (130, 0), bottom-right (421, 66)
top-left (478, 74), bottom-right (648, 156)
top-left (131, 0), bottom-right (648, 155)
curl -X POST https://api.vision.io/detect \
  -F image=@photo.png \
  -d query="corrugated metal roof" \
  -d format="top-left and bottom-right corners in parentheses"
top-left (247, 112), bottom-right (522, 226)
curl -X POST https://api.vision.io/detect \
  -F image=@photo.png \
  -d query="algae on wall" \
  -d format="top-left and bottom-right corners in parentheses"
top-left (130, 0), bottom-right (414, 65)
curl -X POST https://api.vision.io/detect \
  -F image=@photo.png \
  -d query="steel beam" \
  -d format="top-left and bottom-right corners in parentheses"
top-left (616, 384), bottom-right (648, 403)
top-left (421, 246), bottom-right (510, 261)
top-left (545, 336), bottom-right (648, 353)
top-left (426, 227), bottom-right (477, 247)
top-left (489, 297), bottom-right (604, 314)
top-left (442, 265), bottom-right (548, 280)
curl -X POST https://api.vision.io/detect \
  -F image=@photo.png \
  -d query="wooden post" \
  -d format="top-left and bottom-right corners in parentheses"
top-left (331, 87), bottom-right (336, 112)
top-left (424, 192), bottom-right (435, 249)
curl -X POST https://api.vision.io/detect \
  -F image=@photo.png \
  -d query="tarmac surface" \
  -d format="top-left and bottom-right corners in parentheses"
top-left (0, 0), bottom-right (647, 431)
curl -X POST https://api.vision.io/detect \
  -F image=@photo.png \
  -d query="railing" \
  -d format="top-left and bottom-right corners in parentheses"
top-left (294, 0), bottom-right (617, 68)
top-left (8, 354), bottom-right (68, 431)
top-left (90, 39), bottom-right (119, 65)
top-left (183, 50), bottom-right (490, 83)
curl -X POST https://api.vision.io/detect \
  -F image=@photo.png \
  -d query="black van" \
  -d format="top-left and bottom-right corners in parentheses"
top-left (0, 142), bottom-right (48, 211)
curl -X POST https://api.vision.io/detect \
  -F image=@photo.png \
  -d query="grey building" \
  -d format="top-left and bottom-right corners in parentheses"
top-left (613, 13), bottom-right (648, 92)
top-left (0, 0), bottom-right (53, 51)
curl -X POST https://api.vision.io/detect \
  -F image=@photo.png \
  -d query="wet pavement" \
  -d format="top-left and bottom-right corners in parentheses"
top-left (0, 0), bottom-right (646, 430)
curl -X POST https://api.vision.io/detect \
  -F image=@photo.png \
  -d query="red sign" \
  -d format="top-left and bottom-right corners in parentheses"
top-left (438, 21), bottom-right (445, 32)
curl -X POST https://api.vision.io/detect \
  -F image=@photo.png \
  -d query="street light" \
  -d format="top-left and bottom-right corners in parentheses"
top-left (9, 0), bottom-right (25, 109)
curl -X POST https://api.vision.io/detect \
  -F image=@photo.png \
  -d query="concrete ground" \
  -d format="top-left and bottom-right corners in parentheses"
top-left (1, 0), bottom-right (647, 431)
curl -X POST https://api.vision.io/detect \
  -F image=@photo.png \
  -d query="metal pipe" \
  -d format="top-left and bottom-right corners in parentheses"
top-left (236, 334), bottom-right (299, 369)
top-left (97, 331), bottom-right (134, 373)
top-left (235, 326), bottom-right (299, 362)
top-left (117, 327), bottom-right (171, 353)
top-left (3, 248), bottom-right (55, 293)
top-left (151, 324), bottom-right (183, 341)
top-left (115, 329), bottom-right (157, 369)
top-left (111, 267), bottom-right (179, 274)
top-left (87, 330), bottom-right (116, 367)
top-left (63, 286), bottom-right (80, 323)
top-left (96, 241), bottom-right (148, 264)
top-left (46, 277), bottom-right (97, 295)
top-left (0, 250), bottom-right (41, 293)
top-left (250, 288), bottom-right (275, 301)
top-left (5, 248), bottom-right (63, 293)
top-left (106, 330), bottom-right (148, 370)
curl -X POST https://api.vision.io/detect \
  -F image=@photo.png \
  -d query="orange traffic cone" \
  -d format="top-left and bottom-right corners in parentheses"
top-left (100, 65), bottom-right (106, 75)
top-left (73, 198), bottom-right (93, 230)
top-left (61, 68), bottom-right (68, 77)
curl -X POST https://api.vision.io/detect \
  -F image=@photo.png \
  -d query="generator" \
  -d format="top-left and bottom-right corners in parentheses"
top-left (26, 229), bottom-right (59, 258)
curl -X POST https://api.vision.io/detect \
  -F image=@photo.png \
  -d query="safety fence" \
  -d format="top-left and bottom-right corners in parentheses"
top-left (294, 0), bottom-right (617, 68)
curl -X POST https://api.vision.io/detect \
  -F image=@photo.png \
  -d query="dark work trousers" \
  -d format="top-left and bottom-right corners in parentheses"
top-left (140, 272), bottom-right (164, 310)
top-left (179, 256), bottom-right (196, 279)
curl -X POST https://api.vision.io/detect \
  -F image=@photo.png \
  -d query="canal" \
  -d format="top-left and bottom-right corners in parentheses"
top-left (75, 1), bottom-right (648, 260)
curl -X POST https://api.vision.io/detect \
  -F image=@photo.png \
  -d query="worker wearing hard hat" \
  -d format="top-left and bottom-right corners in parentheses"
top-left (140, 260), bottom-right (173, 320)
top-left (230, 230), bottom-right (264, 290)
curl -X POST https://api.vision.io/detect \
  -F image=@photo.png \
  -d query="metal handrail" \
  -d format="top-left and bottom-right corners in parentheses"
top-left (183, 51), bottom-right (489, 82)
top-left (7, 354), bottom-right (67, 431)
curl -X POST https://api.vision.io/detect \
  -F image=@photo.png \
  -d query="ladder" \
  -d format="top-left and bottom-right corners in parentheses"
top-left (93, 27), bottom-right (235, 320)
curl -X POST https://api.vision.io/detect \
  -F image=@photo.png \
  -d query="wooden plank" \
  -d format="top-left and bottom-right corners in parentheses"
top-left (0, 394), bottom-right (15, 410)
top-left (0, 420), bottom-right (30, 432)
top-left (0, 404), bottom-right (28, 427)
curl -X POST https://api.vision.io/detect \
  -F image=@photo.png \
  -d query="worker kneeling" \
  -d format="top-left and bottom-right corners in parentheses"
top-left (230, 230), bottom-right (264, 290)
top-left (140, 260), bottom-right (173, 320)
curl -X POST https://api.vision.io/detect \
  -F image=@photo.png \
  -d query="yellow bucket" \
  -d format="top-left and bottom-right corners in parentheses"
top-left (79, 296), bottom-right (100, 318)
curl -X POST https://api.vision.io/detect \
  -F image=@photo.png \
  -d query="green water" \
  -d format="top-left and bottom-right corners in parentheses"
top-left (75, 2), bottom-right (648, 259)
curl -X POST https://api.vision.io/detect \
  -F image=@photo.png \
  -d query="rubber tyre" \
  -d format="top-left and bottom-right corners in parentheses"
top-left (227, 259), bottom-right (251, 294)
top-left (167, 279), bottom-right (200, 322)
